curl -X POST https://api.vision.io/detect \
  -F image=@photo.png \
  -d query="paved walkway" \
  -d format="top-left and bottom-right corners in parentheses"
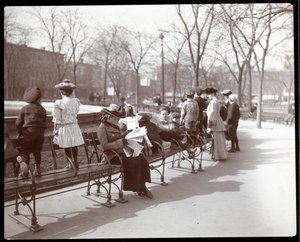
top-left (4, 120), bottom-right (297, 239)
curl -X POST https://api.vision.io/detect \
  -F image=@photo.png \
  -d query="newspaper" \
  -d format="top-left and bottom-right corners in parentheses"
top-left (123, 127), bottom-right (152, 157)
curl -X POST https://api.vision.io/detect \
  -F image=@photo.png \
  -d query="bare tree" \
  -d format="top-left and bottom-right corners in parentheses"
top-left (121, 29), bottom-right (157, 108)
top-left (60, 8), bottom-right (95, 86)
top-left (89, 25), bottom-right (124, 103)
top-left (176, 4), bottom-right (215, 87)
top-left (161, 25), bottom-right (187, 105)
top-left (250, 4), bottom-right (293, 128)
top-left (4, 8), bottom-right (33, 99)
top-left (31, 7), bottom-right (70, 83)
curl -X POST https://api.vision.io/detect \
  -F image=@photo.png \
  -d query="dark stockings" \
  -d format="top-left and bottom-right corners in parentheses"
top-left (64, 146), bottom-right (79, 168)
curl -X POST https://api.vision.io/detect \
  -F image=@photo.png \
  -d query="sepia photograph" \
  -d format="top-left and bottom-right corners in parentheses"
top-left (3, 3), bottom-right (297, 240)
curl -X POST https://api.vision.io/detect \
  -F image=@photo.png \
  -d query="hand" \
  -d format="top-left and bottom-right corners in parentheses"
top-left (207, 128), bottom-right (212, 134)
top-left (122, 138), bottom-right (128, 146)
top-left (122, 129), bottom-right (132, 138)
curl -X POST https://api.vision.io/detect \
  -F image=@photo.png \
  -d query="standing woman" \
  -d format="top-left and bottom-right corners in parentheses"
top-left (52, 79), bottom-right (84, 171)
top-left (204, 87), bottom-right (228, 161)
top-left (97, 104), bottom-right (153, 199)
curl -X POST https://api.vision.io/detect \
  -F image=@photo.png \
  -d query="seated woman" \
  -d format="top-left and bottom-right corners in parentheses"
top-left (97, 104), bottom-right (153, 199)
top-left (156, 109), bottom-right (194, 157)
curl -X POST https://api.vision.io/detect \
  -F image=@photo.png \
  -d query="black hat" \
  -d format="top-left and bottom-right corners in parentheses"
top-left (220, 89), bottom-right (232, 96)
top-left (204, 87), bottom-right (218, 94)
top-left (102, 104), bottom-right (126, 118)
top-left (23, 85), bottom-right (42, 103)
top-left (194, 87), bottom-right (204, 95)
top-left (138, 112), bottom-right (152, 122)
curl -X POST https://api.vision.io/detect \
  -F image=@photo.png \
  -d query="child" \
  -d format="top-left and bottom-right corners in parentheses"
top-left (15, 85), bottom-right (47, 177)
top-left (52, 79), bottom-right (84, 172)
top-left (180, 89), bottom-right (199, 136)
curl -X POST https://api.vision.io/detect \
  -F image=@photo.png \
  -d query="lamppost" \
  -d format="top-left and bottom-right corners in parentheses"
top-left (160, 33), bottom-right (165, 104)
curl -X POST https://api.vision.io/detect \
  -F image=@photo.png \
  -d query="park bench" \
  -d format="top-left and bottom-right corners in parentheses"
top-left (261, 111), bottom-right (286, 124)
top-left (4, 133), bottom-right (123, 232)
top-left (4, 127), bottom-right (213, 232)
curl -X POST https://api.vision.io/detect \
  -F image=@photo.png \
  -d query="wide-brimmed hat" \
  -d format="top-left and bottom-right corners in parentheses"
top-left (23, 85), bottom-right (42, 103)
top-left (220, 89), bottom-right (232, 96)
top-left (186, 89), bottom-right (195, 97)
top-left (102, 104), bottom-right (126, 118)
top-left (55, 79), bottom-right (76, 90)
top-left (194, 87), bottom-right (204, 95)
top-left (204, 87), bottom-right (218, 94)
top-left (138, 112), bottom-right (152, 122)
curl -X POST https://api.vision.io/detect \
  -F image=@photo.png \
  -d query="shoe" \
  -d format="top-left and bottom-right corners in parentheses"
top-left (227, 148), bottom-right (236, 153)
top-left (137, 190), bottom-right (145, 197)
top-left (143, 187), bottom-right (153, 199)
top-left (235, 147), bottom-right (240, 152)
top-left (16, 156), bottom-right (30, 178)
top-left (33, 164), bottom-right (42, 177)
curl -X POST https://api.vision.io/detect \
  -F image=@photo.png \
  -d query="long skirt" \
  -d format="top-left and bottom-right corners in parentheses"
top-left (112, 153), bottom-right (151, 191)
top-left (212, 131), bottom-right (228, 160)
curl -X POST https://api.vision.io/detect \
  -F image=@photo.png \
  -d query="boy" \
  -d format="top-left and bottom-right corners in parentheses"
top-left (16, 85), bottom-right (47, 177)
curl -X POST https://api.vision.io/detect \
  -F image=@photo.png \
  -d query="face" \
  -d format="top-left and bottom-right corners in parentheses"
top-left (160, 110), bottom-right (169, 121)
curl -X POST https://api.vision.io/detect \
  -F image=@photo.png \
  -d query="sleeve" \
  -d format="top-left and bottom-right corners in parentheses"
top-left (180, 102), bottom-right (187, 121)
top-left (207, 101), bottom-right (217, 128)
top-left (15, 107), bottom-right (25, 135)
top-left (226, 105), bottom-right (234, 124)
top-left (52, 100), bottom-right (64, 124)
top-left (97, 124), bottom-right (124, 151)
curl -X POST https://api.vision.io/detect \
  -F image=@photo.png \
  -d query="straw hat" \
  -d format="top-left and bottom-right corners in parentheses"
top-left (220, 89), bottom-right (232, 96)
top-left (54, 79), bottom-right (76, 90)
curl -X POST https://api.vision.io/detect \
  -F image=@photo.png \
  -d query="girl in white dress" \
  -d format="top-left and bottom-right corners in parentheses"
top-left (52, 79), bottom-right (84, 170)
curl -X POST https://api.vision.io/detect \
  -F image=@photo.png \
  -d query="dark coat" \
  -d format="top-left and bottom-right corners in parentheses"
top-left (226, 102), bottom-right (240, 125)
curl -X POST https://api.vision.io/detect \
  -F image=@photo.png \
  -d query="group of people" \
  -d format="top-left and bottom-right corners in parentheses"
top-left (175, 87), bottom-right (241, 161)
top-left (13, 78), bottom-right (240, 202)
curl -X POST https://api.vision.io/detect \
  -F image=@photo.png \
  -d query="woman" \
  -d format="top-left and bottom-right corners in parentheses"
top-left (97, 104), bottom-right (153, 199)
top-left (52, 79), bottom-right (84, 171)
top-left (204, 87), bottom-right (228, 161)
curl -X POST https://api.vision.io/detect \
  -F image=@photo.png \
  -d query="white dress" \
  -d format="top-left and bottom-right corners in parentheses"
top-left (52, 96), bottom-right (84, 148)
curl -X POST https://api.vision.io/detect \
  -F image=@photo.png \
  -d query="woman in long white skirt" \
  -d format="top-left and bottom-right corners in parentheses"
top-left (52, 79), bottom-right (84, 170)
top-left (204, 87), bottom-right (228, 161)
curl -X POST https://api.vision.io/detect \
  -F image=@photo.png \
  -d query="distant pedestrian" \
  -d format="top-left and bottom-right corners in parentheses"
top-left (220, 89), bottom-right (233, 140)
top-left (204, 87), bottom-right (228, 161)
top-left (180, 89), bottom-right (199, 135)
top-left (15, 85), bottom-right (47, 177)
top-left (194, 87), bottom-right (208, 133)
top-left (224, 94), bottom-right (241, 152)
top-left (52, 79), bottom-right (84, 173)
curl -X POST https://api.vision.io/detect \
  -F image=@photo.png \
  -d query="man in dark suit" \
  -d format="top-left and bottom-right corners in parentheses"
top-left (193, 87), bottom-right (208, 133)
top-left (224, 94), bottom-right (240, 152)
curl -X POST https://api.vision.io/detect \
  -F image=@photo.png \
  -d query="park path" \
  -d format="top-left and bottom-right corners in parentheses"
top-left (4, 120), bottom-right (296, 239)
